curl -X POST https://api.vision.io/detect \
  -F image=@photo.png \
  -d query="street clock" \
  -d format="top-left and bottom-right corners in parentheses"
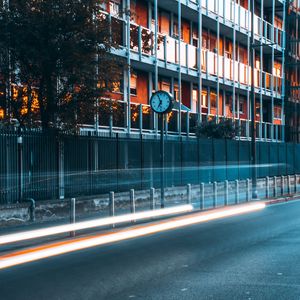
top-left (150, 91), bottom-right (174, 114)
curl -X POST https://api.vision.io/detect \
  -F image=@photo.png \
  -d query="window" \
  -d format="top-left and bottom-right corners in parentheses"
top-left (210, 90), bottom-right (217, 108)
top-left (173, 20), bottom-right (183, 40)
top-left (130, 73), bottom-right (137, 95)
top-left (109, 1), bottom-right (121, 16)
top-left (274, 106), bottom-right (282, 119)
top-left (201, 89), bottom-right (208, 107)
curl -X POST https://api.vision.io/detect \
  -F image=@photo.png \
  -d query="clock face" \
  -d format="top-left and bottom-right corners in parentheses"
top-left (150, 91), bottom-right (174, 114)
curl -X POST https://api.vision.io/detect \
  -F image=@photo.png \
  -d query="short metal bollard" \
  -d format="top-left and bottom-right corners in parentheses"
top-left (246, 179), bottom-right (251, 202)
top-left (225, 180), bottom-right (229, 206)
top-left (235, 180), bottom-right (239, 204)
top-left (130, 189), bottom-right (135, 222)
top-left (200, 183), bottom-right (204, 210)
top-left (150, 188), bottom-right (155, 210)
top-left (109, 192), bottom-right (115, 228)
top-left (213, 182), bottom-right (217, 208)
top-left (288, 175), bottom-right (292, 195)
top-left (274, 176), bottom-right (277, 197)
top-left (266, 177), bottom-right (270, 199)
top-left (70, 198), bottom-right (76, 237)
top-left (281, 175), bottom-right (284, 195)
top-left (187, 184), bottom-right (192, 204)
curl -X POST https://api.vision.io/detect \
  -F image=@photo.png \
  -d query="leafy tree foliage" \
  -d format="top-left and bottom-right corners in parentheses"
top-left (0, 0), bottom-right (122, 131)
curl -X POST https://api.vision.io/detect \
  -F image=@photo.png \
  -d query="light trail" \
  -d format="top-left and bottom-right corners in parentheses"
top-left (0, 205), bottom-right (193, 245)
top-left (0, 202), bottom-right (265, 270)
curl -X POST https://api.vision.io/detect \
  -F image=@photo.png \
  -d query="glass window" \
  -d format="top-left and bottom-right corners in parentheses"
top-left (130, 73), bottom-right (137, 95)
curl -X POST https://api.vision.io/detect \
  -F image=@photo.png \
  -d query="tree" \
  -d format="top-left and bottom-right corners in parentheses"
top-left (195, 118), bottom-right (240, 139)
top-left (0, 0), bottom-right (123, 132)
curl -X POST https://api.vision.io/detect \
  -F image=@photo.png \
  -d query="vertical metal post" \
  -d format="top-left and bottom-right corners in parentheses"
top-left (70, 198), bottom-right (76, 237)
top-left (17, 134), bottom-right (23, 203)
top-left (281, 175), bottom-right (284, 195)
top-left (160, 114), bottom-right (165, 208)
top-left (266, 176), bottom-right (270, 198)
top-left (288, 175), bottom-right (291, 194)
top-left (213, 182), bottom-right (217, 208)
top-left (109, 191), bottom-right (115, 228)
top-left (246, 178), bottom-right (251, 201)
top-left (274, 176), bottom-right (277, 197)
top-left (130, 188), bottom-right (135, 214)
top-left (200, 183), bottom-right (204, 210)
top-left (187, 184), bottom-right (191, 204)
top-left (150, 187), bottom-right (155, 210)
top-left (178, 1), bottom-right (182, 135)
top-left (126, 0), bottom-right (131, 134)
top-left (250, 0), bottom-right (258, 199)
top-left (225, 180), bottom-right (229, 206)
top-left (295, 174), bottom-right (298, 193)
top-left (235, 179), bottom-right (239, 204)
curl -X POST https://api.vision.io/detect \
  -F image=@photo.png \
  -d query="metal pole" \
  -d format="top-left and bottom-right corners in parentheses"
top-left (200, 182), bottom-right (204, 210)
top-left (250, 0), bottom-right (258, 199)
top-left (150, 187), bottom-right (155, 210)
top-left (160, 114), bottom-right (165, 208)
top-left (235, 179), bottom-right (239, 204)
top-left (225, 180), bottom-right (229, 205)
top-left (187, 184), bottom-right (191, 204)
top-left (17, 133), bottom-right (23, 203)
top-left (213, 182), bottom-right (217, 208)
top-left (70, 198), bottom-right (76, 237)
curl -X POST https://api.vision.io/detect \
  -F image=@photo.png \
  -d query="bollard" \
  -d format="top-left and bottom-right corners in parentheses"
top-left (274, 176), bottom-right (277, 197)
top-left (225, 180), bottom-right (229, 206)
top-left (235, 180), bottom-right (239, 204)
top-left (213, 182), bottom-right (217, 208)
top-left (187, 184), bottom-right (192, 204)
top-left (24, 198), bottom-right (35, 222)
top-left (246, 179), bottom-right (251, 202)
top-left (281, 175), bottom-right (284, 195)
top-left (288, 175), bottom-right (291, 195)
top-left (200, 183), bottom-right (204, 210)
top-left (150, 188), bottom-right (155, 210)
top-left (130, 189), bottom-right (135, 222)
top-left (70, 198), bottom-right (76, 237)
top-left (266, 176), bottom-right (270, 199)
top-left (109, 192), bottom-right (115, 228)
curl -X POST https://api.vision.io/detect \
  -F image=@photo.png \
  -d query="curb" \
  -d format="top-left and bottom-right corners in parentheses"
top-left (265, 194), bottom-right (300, 205)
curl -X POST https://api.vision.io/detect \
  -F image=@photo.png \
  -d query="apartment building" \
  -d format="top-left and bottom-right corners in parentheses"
top-left (285, 0), bottom-right (300, 142)
top-left (93, 0), bottom-right (291, 142)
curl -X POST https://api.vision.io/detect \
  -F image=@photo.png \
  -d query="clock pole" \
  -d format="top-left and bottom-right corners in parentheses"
top-left (160, 113), bottom-right (165, 208)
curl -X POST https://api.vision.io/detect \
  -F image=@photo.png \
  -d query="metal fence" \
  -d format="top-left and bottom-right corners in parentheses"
top-left (1, 129), bottom-right (299, 204)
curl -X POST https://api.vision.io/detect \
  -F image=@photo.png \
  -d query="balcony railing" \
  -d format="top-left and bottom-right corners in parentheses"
top-left (201, 0), bottom-right (283, 48)
top-left (86, 99), bottom-right (284, 142)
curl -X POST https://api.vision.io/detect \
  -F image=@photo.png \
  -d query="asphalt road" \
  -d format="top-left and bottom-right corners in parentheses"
top-left (1, 201), bottom-right (300, 300)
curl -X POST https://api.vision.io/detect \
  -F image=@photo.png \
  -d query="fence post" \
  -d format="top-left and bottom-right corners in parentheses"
top-left (150, 188), bottom-right (155, 210)
top-left (246, 179), bottom-right (251, 202)
top-left (213, 182), bottom-right (217, 208)
top-left (281, 175), bottom-right (284, 195)
top-left (225, 180), bottom-right (229, 206)
top-left (235, 180), bottom-right (239, 204)
top-left (266, 176), bottom-right (270, 199)
top-left (58, 139), bottom-right (65, 200)
top-left (274, 176), bottom-right (277, 197)
top-left (295, 174), bottom-right (298, 193)
top-left (70, 198), bottom-right (76, 237)
top-left (200, 183), bottom-right (204, 210)
top-left (130, 189), bottom-right (135, 222)
top-left (187, 184), bottom-right (191, 204)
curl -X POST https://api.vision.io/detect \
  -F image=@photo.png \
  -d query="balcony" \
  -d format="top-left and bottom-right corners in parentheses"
top-left (129, 22), bottom-right (282, 97)
top-left (82, 98), bottom-right (284, 142)
top-left (200, 0), bottom-right (284, 48)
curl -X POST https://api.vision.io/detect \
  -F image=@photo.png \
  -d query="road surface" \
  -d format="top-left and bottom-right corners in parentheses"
top-left (1, 200), bottom-right (300, 299)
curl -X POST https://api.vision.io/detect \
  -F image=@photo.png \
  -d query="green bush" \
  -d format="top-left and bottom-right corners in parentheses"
top-left (195, 118), bottom-right (239, 139)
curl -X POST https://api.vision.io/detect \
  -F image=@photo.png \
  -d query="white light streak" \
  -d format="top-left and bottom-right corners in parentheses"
top-left (0, 205), bottom-right (193, 245)
top-left (0, 202), bottom-right (265, 270)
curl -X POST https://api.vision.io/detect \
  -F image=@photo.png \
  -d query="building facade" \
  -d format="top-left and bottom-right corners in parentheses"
top-left (90, 0), bottom-right (291, 142)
